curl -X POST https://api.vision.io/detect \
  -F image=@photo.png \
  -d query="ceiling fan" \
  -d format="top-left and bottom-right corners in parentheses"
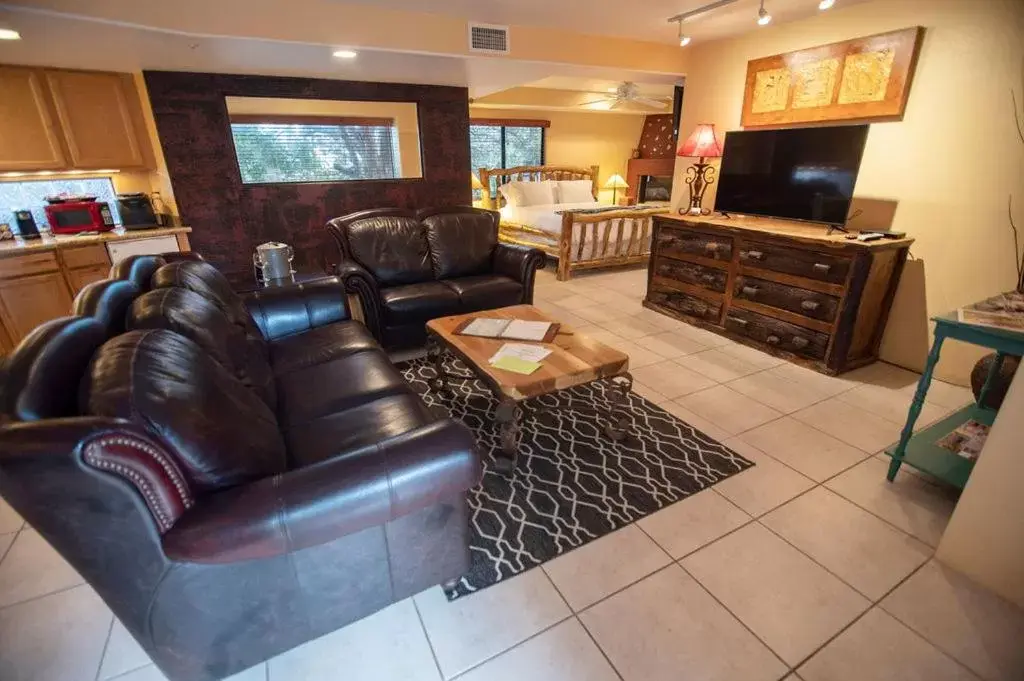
top-left (579, 82), bottom-right (671, 110)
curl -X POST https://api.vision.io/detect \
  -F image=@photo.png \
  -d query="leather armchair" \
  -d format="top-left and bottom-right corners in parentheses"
top-left (325, 206), bottom-right (545, 348)
top-left (0, 261), bottom-right (481, 681)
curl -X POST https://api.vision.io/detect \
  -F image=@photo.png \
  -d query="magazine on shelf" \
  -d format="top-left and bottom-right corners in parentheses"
top-left (957, 291), bottom-right (1024, 332)
top-left (934, 419), bottom-right (990, 461)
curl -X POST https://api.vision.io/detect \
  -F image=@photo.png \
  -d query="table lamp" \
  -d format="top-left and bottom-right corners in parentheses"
top-left (677, 123), bottom-right (723, 216)
top-left (471, 173), bottom-right (485, 206)
top-left (603, 174), bottom-right (629, 205)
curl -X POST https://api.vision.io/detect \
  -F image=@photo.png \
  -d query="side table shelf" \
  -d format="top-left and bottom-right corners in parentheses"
top-left (886, 305), bottom-right (1024, 488)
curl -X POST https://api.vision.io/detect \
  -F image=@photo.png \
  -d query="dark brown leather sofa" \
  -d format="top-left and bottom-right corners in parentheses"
top-left (0, 258), bottom-right (481, 681)
top-left (326, 206), bottom-right (546, 348)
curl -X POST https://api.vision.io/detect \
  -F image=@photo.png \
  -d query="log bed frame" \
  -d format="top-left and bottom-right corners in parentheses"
top-left (478, 164), bottom-right (668, 281)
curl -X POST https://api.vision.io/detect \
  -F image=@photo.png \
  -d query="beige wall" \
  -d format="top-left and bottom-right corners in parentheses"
top-left (225, 96), bottom-right (423, 178)
top-left (937, 372), bottom-right (1024, 607)
top-left (673, 0), bottom-right (1024, 383)
top-left (470, 107), bottom-right (644, 203)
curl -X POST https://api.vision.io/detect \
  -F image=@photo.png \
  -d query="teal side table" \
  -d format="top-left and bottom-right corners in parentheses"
top-left (885, 311), bottom-right (1024, 487)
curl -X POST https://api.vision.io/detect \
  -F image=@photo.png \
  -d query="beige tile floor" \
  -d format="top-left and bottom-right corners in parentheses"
top-left (2, 265), bottom-right (1022, 681)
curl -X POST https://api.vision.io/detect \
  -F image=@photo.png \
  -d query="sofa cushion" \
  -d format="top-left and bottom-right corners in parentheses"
top-left (276, 350), bottom-right (410, 426)
top-left (128, 288), bottom-right (277, 409)
top-left (346, 215), bottom-right (433, 287)
top-left (284, 393), bottom-right (434, 467)
top-left (152, 261), bottom-right (266, 344)
top-left (269, 321), bottom-right (378, 375)
top-left (442, 275), bottom-right (523, 310)
top-left (381, 281), bottom-right (461, 325)
top-left (422, 211), bottom-right (498, 279)
top-left (82, 329), bottom-right (287, 493)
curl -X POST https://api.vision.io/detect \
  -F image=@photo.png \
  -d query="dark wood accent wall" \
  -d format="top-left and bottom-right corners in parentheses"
top-left (143, 71), bottom-right (472, 285)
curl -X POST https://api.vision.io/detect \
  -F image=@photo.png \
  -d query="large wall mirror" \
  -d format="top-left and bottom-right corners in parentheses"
top-left (225, 96), bottom-right (423, 185)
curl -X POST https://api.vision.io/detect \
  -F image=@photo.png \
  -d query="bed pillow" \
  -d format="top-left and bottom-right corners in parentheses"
top-left (513, 180), bottom-right (557, 206)
top-left (556, 180), bottom-right (597, 204)
top-left (498, 183), bottom-right (524, 207)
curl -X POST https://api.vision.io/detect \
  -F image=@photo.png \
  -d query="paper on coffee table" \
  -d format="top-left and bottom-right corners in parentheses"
top-left (489, 343), bottom-right (552, 364)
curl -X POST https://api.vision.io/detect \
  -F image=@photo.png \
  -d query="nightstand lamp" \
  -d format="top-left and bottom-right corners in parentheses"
top-left (603, 174), bottom-right (629, 205)
top-left (678, 123), bottom-right (723, 216)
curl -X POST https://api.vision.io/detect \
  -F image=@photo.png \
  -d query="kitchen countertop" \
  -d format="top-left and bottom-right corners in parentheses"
top-left (0, 226), bottom-right (191, 259)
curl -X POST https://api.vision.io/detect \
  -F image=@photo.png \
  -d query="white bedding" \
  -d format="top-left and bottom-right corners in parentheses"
top-left (500, 202), bottom-right (654, 263)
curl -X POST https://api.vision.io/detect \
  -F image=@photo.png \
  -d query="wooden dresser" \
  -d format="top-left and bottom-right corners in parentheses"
top-left (644, 214), bottom-right (914, 375)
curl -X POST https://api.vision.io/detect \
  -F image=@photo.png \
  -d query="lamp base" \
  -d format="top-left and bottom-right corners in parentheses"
top-left (682, 157), bottom-right (716, 217)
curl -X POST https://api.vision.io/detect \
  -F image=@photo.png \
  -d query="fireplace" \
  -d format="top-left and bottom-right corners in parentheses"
top-left (638, 175), bottom-right (673, 203)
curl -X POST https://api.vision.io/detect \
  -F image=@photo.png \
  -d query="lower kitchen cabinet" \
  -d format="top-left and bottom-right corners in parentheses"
top-left (0, 269), bottom-right (74, 342)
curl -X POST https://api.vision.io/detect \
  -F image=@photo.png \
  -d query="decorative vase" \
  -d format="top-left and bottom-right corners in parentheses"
top-left (970, 353), bottom-right (1020, 410)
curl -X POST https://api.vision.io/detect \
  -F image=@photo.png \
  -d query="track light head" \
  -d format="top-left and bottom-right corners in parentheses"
top-left (757, 1), bottom-right (772, 25)
top-left (819, 0), bottom-right (836, 8)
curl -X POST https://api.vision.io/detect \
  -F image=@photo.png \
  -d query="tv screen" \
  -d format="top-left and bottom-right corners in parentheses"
top-left (714, 125), bottom-right (869, 226)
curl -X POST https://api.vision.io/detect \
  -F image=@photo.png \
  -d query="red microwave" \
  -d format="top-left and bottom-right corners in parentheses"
top-left (44, 201), bottom-right (116, 234)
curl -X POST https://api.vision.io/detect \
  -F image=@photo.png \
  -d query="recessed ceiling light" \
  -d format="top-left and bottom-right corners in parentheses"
top-left (0, 28), bottom-right (21, 40)
top-left (332, 49), bottom-right (358, 59)
top-left (606, 87), bottom-right (617, 93)
top-left (818, 0), bottom-right (835, 8)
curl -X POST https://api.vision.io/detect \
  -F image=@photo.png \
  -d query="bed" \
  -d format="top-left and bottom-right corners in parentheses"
top-left (478, 165), bottom-right (670, 280)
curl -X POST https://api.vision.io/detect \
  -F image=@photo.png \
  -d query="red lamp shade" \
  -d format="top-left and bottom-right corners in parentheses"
top-left (678, 123), bottom-right (723, 158)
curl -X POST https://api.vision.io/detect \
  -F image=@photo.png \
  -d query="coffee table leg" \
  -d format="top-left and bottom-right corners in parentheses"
top-left (494, 398), bottom-right (522, 475)
top-left (426, 336), bottom-right (450, 395)
top-left (605, 372), bottom-right (633, 441)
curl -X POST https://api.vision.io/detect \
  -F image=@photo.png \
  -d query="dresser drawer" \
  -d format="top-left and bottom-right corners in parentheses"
top-left (653, 257), bottom-right (728, 293)
top-left (724, 309), bottom-right (829, 360)
top-left (657, 226), bottom-right (732, 262)
top-left (734, 275), bottom-right (841, 322)
top-left (648, 284), bottom-right (722, 323)
top-left (738, 241), bottom-right (851, 284)
top-left (61, 244), bottom-right (110, 269)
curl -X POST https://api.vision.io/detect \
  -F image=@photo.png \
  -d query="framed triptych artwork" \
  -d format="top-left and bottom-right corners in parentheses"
top-left (740, 27), bottom-right (924, 128)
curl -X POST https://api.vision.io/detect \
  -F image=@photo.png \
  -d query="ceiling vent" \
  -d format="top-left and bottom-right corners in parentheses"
top-left (469, 23), bottom-right (510, 54)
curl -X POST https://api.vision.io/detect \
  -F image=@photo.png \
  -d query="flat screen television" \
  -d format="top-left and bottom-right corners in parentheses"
top-left (714, 124), bottom-right (869, 226)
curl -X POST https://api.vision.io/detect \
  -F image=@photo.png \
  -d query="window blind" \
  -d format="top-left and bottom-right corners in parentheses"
top-left (230, 117), bottom-right (401, 185)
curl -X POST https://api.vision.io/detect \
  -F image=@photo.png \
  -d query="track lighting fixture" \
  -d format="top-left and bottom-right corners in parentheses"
top-left (757, 0), bottom-right (772, 25)
top-left (676, 19), bottom-right (691, 47)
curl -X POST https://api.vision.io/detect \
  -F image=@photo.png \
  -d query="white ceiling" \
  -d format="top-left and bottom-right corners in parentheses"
top-left (326, 0), bottom-right (868, 43)
top-left (526, 77), bottom-right (677, 97)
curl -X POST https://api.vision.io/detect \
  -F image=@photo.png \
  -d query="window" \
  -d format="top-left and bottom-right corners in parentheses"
top-left (470, 119), bottom-right (548, 196)
top-left (230, 115), bottom-right (403, 185)
top-left (0, 177), bottom-right (121, 230)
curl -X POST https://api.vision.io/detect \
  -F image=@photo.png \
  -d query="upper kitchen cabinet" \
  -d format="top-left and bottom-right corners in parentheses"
top-left (45, 69), bottom-right (153, 170)
top-left (0, 66), bottom-right (68, 171)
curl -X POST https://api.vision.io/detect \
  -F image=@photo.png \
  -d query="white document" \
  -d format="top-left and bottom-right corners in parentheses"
top-left (500, 320), bottom-right (552, 341)
top-left (461, 318), bottom-right (511, 338)
top-left (489, 343), bottom-right (553, 364)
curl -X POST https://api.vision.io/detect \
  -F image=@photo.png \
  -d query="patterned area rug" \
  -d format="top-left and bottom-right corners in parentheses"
top-left (397, 355), bottom-right (754, 601)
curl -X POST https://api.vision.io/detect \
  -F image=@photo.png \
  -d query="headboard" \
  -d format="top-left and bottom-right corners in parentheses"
top-left (477, 165), bottom-right (600, 210)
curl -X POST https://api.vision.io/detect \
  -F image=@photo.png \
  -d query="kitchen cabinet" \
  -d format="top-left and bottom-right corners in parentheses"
top-left (0, 270), bottom-right (74, 342)
top-left (0, 66), bottom-right (68, 171)
top-left (0, 65), bottom-right (154, 172)
top-left (0, 228), bottom-right (189, 351)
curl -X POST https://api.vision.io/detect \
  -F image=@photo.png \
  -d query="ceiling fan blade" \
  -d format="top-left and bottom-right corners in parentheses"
top-left (579, 98), bottom-right (613, 107)
top-left (608, 99), bottom-right (624, 110)
top-left (632, 97), bottom-right (669, 108)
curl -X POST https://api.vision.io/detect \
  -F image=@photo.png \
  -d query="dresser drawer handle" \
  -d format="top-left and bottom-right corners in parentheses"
top-left (791, 336), bottom-right (810, 349)
top-left (701, 273), bottom-right (718, 283)
top-left (801, 300), bottom-right (820, 312)
top-left (812, 263), bottom-right (831, 274)
top-left (704, 242), bottom-right (721, 253)
top-left (741, 285), bottom-right (759, 297)
top-left (766, 334), bottom-right (781, 345)
top-left (745, 250), bottom-right (764, 261)
top-left (727, 316), bottom-right (749, 328)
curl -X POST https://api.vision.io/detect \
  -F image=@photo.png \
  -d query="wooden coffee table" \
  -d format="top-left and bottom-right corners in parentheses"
top-left (426, 304), bottom-right (632, 474)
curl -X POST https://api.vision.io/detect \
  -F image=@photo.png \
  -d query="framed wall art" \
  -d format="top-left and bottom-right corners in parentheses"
top-left (740, 27), bottom-right (924, 128)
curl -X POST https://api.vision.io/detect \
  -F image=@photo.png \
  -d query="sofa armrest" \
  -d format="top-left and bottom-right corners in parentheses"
top-left (243, 277), bottom-right (352, 341)
top-left (161, 419), bottom-right (480, 564)
top-left (332, 259), bottom-right (384, 342)
top-left (493, 243), bottom-right (546, 304)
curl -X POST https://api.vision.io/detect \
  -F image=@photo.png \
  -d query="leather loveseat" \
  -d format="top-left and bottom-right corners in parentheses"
top-left (326, 206), bottom-right (546, 348)
top-left (0, 258), bottom-right (480, 681)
